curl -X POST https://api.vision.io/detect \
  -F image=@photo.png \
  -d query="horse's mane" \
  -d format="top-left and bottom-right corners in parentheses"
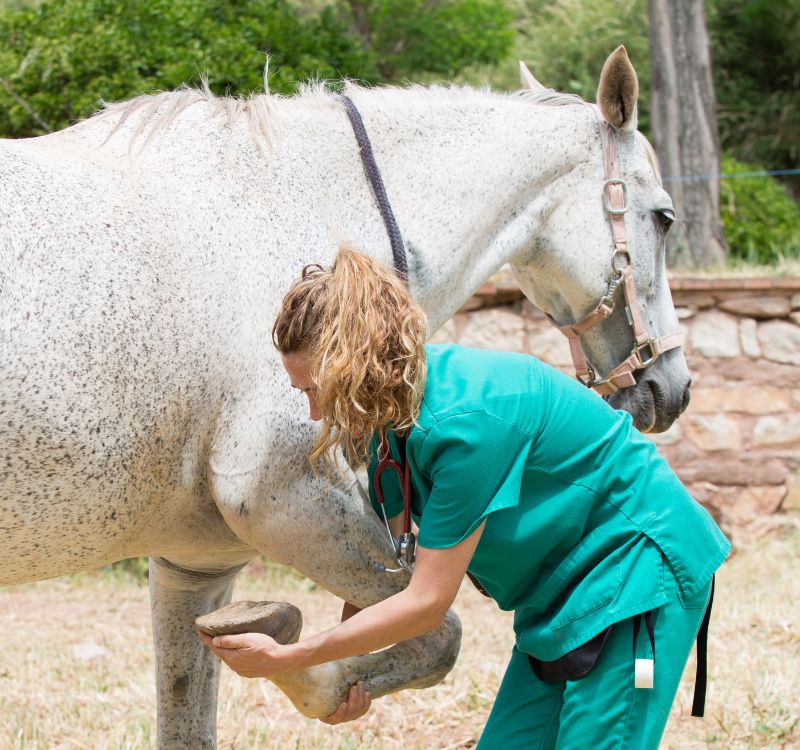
top-left (92, 78), bottom-right (590, 153)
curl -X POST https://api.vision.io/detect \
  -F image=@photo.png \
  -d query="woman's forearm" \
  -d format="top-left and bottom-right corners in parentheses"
top-left (290, 587), bottom-right (445, 670)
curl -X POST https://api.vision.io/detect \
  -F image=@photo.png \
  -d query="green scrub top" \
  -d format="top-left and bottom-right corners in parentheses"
top-left (368, 344), bottom-right (730, 661)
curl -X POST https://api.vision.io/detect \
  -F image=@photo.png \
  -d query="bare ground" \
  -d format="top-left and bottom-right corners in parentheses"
top-left (0, 531), bottom-right (798, 750)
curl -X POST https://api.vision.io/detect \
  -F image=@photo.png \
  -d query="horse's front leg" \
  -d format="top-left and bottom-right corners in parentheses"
top-left (211, 465), bottom-right (462, 718)
top-left (149, 556), bottom-right (251, 749)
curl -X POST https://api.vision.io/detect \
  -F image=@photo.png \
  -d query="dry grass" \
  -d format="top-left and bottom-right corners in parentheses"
top-left (1, 531), bottom-right (798, 750)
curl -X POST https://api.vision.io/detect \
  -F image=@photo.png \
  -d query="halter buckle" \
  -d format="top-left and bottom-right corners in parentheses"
top-left (634, 339), bottom-right (659, 368)
top-left (603, 178), bottom-right (628, 215)
top-left (576, 363), bottom-right (596, 388)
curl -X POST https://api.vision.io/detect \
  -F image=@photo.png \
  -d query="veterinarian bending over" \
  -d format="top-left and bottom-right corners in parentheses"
top-left (203, 247), bottom-right (730, 749)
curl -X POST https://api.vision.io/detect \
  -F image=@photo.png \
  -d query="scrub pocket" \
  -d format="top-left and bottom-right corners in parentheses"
top-left (677, 580), bottom-right (713, 610)
top-left (542, 528), bottom-right (622, 630)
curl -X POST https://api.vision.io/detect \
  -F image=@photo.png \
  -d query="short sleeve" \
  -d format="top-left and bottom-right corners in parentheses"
top-left (416, 412), bottom-right (534, 549)
top-left (367, 434), bottom-right (405, 520)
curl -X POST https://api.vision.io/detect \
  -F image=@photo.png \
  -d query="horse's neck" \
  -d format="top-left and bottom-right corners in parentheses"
top-left (341, 89), bottom-right (591, 330)
top-left (50, 88), bottom-right (593, 330)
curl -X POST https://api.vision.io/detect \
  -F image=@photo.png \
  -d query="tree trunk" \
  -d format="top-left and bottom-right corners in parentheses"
top-left (648, 0), bottom-right (727, 268)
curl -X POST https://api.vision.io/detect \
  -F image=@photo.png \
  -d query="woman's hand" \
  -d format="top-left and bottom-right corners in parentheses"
top-left (319, 681), bottom-right (372, 724)
top-left (198, 630), bottom-right (299, 678)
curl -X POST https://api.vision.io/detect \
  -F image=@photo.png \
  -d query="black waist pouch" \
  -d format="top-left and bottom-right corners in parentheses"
top-left (528, 624), bottom-right (614, 681)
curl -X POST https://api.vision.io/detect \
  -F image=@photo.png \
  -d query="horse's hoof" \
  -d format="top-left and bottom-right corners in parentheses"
top-left (195, 601), bottom-right (303, 644)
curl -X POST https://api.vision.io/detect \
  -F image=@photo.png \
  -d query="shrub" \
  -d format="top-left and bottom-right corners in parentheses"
top-left (720, 155), bottom-right (800, 265)
top-left (0, 0), bottom-right (375, 137)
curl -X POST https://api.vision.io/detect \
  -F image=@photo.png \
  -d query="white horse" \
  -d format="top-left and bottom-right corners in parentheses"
top-left (0, 47), bottom-right (689, 747)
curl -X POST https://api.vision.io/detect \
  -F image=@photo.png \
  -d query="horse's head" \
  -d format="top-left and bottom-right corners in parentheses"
top-left (511, 46), bottom-right (690, 433)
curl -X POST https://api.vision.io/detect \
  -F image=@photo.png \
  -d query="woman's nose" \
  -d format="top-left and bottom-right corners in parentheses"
top-left (308, 397), bottom-right (322, 421)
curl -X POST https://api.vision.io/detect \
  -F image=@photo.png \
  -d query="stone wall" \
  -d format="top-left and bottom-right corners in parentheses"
top-left (430, 276), bottom-right (800, 540)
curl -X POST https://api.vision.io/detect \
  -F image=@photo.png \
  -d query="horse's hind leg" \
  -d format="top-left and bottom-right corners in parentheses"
top-left (149, 556), bottom-right (249, 750)
top-left (211, 467), bottom-right (462, 718)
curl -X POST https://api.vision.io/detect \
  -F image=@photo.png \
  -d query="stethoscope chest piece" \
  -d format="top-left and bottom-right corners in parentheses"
top-left (395, 531), bottom-right (416, 567)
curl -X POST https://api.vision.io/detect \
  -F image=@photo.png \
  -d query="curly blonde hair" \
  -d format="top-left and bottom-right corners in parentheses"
top-left (272, 245), bottom-right (428, 469)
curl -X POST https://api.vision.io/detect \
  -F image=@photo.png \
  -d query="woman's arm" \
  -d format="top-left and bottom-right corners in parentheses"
top-left (200, 521), bottom-right (484, 678)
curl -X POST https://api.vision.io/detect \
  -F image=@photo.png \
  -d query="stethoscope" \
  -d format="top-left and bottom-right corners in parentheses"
top-left (371, 437), bottom-right (416, 573)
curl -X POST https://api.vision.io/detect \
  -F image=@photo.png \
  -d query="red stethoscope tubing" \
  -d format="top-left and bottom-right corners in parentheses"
top-left (373, 440), bottom-right (413, 535)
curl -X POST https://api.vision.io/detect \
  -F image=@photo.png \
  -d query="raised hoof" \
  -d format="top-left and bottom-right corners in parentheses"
top-left (195, 601), bottom-right (303, 644)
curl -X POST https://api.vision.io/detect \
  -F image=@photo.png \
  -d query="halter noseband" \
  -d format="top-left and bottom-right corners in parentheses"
top-left (546, 107), bottom-right (683, 396)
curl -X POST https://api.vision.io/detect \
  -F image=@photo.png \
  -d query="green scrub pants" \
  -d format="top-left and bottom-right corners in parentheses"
top-left (477, 576), bottom-right (713, 750)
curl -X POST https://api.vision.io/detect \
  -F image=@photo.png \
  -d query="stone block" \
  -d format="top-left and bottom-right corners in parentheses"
top-left (690, 311), bottom-right (741, 357)
top-left (758, 320), bottom-right (800, 366)
top-left (735, 485), bottom-right (788, 518)
top-left (739, 318), bottom-right (761, 358)
top-left (459, 296), bottom-right (485, 312)
top-left (791, 293), bottom-right (800, 311)
top-left (752, 415), bottom-right (800, 447)
top-left (718, 295), bottom-right (791, 319)
top-left (684, 414), bottom-right (742, 451)
top-left (689, 386), bottom-right (790, 415)
top-left (676, 458), bottom-right (788, 486)
top-left (690, 359), bottom-right (800, 388)
top-left (527, 324), bottom-right (574, 369)
top-left (458, 308), bottom-right (527, 352)
top-left (646, 421), bottom-right (683, 446)
top-left (429, 318), bottom-right (458, 344)
top-left (784, 470), bottom-right (800, 513)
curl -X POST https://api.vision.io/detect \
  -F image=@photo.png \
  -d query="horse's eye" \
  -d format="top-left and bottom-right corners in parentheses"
top-left (655, 209), bottom-right (675, 232)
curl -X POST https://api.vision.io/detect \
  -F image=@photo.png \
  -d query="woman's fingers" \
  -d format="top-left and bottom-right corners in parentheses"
top-left (319, 682), bottom-right (371, 724)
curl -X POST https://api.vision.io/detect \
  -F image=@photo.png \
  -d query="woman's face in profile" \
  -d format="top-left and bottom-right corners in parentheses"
top-left (281, 351), bottom-right (321, 422)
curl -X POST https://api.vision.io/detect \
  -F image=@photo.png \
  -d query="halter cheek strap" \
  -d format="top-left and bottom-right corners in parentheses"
top-left (548, 107), bottom-right (683, 396)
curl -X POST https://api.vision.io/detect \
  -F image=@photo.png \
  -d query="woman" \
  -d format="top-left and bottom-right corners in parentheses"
top-left (201, 246), bottom-right (730, 748)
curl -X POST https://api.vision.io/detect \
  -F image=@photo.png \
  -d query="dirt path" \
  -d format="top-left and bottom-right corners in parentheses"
top-left (1, 534), bottom-right (798, 749)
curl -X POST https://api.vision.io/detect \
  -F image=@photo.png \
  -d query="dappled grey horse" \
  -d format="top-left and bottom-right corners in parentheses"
top-left (1, 47), bottom-right (689, 747)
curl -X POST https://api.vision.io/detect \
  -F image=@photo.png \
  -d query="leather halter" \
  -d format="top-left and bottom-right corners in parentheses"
top-left (546, 107), bottom-right (683, 396)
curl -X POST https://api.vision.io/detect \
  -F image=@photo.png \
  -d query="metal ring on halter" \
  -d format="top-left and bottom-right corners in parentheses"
top-left (633, 340), bottom-right (659, 368)
top-left (611, 249), bottom-right (631, 277)
top-left (602, 178), bottom-right (629, 215)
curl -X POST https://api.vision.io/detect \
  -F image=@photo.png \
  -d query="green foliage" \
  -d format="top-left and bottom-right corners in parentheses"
top-left (336, 0), bottom-right (515, 81)
top-left (720, 155), bottom-right (800, 265)
top-left (708, 0), bottom-right (800, 174)
top-left (103, 557), bottom-right (149, 584)
top-left (476, 0), bottom-right (651, 128)
top-left (0, 0), bottom-right (374, 136)
top-left (0, 0), bottom-right (514, 138)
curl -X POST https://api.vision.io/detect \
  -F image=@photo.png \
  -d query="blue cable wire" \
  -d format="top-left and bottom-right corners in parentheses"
top-left (663, 168), bottom-right (800, 183)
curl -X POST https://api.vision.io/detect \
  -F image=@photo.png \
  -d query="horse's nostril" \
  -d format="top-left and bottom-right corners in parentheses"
top-left (680, 381), bottom-right (691, 413)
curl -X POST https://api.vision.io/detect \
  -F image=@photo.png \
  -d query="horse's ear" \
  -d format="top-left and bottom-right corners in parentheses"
top-left (596, 45), bottom-right (639, 131)
top-left (519, 61), bottom-right (546, 92)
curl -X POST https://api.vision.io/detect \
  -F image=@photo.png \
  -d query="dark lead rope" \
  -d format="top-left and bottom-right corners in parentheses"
top-left (339, 94), bottom-right (408, 282)
top-left (691, 575), bottom-right (715, 717)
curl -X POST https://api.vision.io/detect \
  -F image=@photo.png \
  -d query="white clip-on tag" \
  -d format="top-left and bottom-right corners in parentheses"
top-left (634, 658), bottom-right (654, 689)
